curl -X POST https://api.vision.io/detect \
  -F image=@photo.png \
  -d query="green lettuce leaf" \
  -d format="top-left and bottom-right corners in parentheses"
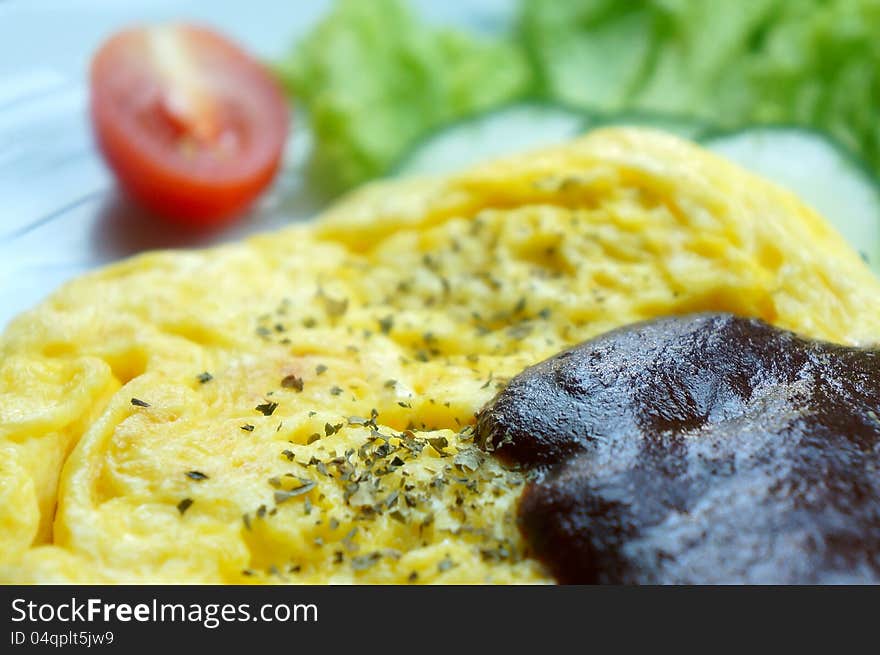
top-left (519, 0), bottom-right (880, 175)
top-left (276, 0), bottom-right (533, 191)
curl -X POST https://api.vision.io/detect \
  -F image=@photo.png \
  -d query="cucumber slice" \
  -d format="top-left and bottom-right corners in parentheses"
top-left (590, 111), bottom-right (709, 141)
top-left (392, 103), bottom-right (588, 177)
top-left (703, 127), bottom-right (880, 274)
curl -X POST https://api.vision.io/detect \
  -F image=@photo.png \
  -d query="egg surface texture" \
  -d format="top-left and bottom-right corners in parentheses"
top-left (2, 128), bottom-right (879, 583)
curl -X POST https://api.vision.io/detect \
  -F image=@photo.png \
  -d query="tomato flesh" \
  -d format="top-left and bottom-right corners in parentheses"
top-left (90, 24), bottom-right (289, 225)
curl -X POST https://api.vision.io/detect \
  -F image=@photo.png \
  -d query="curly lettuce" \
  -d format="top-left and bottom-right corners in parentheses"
top-left (280, 0), bottom-right (880, 188)
top-left (277, 0), bottom-right (532, 191)
top-left (520, 0), bottom-right (880, 173)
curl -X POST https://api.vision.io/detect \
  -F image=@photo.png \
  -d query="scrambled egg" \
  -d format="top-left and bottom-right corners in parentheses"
top-left (2, 128), bottom-right (879, 584)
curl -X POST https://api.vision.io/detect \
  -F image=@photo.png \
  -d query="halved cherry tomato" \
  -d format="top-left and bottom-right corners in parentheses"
top-left (90, 24), bottom-right (289, 225)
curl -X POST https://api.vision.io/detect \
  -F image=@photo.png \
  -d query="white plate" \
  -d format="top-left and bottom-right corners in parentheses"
top-left (0, 0), bottom-right (513, 328)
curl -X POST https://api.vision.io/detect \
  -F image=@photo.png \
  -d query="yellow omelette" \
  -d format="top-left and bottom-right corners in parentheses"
top-left (2, 128), bottom-right (879, 583)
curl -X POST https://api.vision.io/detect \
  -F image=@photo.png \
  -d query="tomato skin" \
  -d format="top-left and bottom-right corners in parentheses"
top-left (89, 24), bottom-right (289, 226)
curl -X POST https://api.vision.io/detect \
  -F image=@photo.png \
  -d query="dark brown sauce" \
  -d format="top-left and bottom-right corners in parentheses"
top-left (475, 313), bottom-right (880, 583)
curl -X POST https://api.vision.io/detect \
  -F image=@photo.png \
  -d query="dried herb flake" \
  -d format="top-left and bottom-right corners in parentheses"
top-left (378, 315), bottom-right (394, 334)
top-left (274, 480), bottom-right (316, 504)
top-left (255, 401), bottom-right (278, 416)
top-left (351, 552), bottom-right (382, 571)
top-left (281, 375), bottom-right (304, 392)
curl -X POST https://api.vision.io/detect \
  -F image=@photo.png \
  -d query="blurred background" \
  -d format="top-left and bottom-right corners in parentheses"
top-left (2, 0), bottom-right (878, 327)
top-left (0, 0), bottom-right (509, 327)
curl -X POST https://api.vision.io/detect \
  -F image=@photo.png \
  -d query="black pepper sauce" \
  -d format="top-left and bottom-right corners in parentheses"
top-left (475, 313), bottom-right (880, 584)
